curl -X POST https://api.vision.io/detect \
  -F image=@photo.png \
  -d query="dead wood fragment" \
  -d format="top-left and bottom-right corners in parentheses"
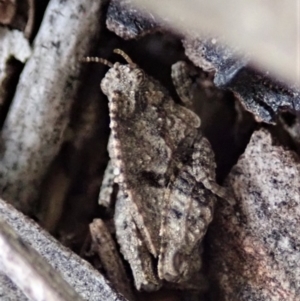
top-left (104, 1), bottom-right (300, 124)
top-left (226, 68), bottom-right (300, 123)
top-left (109, 0), bottom-right (300, 86)
top-left (183, 40), bottom-right (300, 123)
top-left (90, 219), bottom-right (135, 301)
top-left (208, 129), bottom-right (300, 300)
top-left (106, 0), bottom-right (161, 39)
top-left (182, 37), bottom-right (248, 87)
top-left (131, 0), bottom-right (299, 87)
top-left (0, 273), bottom-right (28, 300)
top-left (0, 216), bottom-right (85, 301)
top-left (0, 198), bottom-right (127, 301)
top-left (0, 0), bottom-right (103, 214)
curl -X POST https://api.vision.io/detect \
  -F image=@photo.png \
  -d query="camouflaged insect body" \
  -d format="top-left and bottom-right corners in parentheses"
top-left (99, 58), bottom-right (228, 291)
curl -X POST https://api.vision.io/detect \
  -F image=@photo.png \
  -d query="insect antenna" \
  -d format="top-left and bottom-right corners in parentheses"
top-left (81, 57), bottom-right (113, 68)
top-left (113, 49), bottom-right (134, 65)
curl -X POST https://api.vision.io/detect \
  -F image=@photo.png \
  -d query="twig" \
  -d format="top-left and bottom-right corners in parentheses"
top-left (0, 0), bottom-right (104, 213)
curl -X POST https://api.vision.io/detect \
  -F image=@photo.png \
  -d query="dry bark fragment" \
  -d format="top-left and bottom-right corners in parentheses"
top-left (183, 37), bottom-right (300, 123)
top-left (104, 2), bottom-right (300, 124)
top-left (0, 0), bottom-right (103, 214)
top-left (182, 37), bottom-right (248, 87)
top-left (227, 68), bottom-right (300, 123)
top-left (106, 0), bottom-right (161, 40)
top-left (0, 198), bottom-right (127, 301)
top-left (90, 218), bottom-right (135, 301)
top-left (0, 217), bottom-right (85, 301)
top-left (208, 129), bottom-right (300, 301)
top-left (131, 0), bottom-right (299, 87)
top-left (0, 273), bottom-right (29, 300)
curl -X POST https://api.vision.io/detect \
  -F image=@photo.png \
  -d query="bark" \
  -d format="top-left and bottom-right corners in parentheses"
top-left (131, 0), bottom-right (299, 86)
top-left (209, 129), bottom-right (300, 300)
top-left (0, 217), bottom-right (85, 301)
top-left (0, 198), bottom-right (127, 301)
top-left (0, 0), bottom-right (103, 213)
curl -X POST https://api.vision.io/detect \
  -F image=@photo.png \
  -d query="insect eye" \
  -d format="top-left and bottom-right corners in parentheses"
top-left (134, 69), bottom-right (145, 85)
